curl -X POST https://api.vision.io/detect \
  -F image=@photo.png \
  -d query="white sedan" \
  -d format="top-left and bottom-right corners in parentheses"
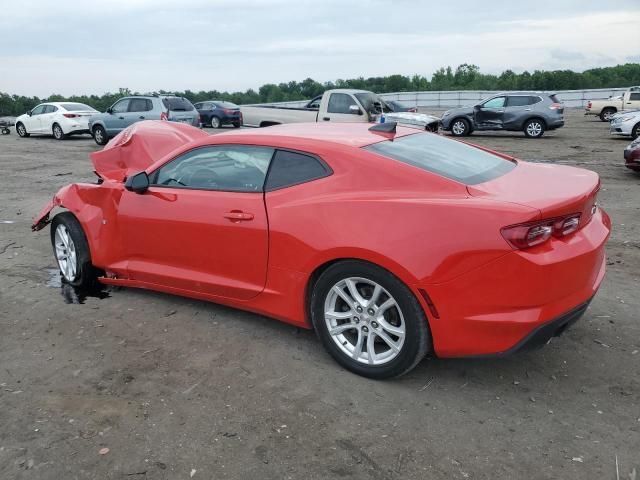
top-left (15, 102), bottom-right (98, 140)
top-left (610, 110), bottom-right (640, 139)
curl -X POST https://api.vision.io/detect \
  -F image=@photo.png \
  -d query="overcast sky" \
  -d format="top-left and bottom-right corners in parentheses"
top-left (2, 0), bottom-right (639, 97)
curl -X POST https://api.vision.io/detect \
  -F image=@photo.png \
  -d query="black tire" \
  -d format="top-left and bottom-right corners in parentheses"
top-left (1, 128), bottom-right (9, 135)
top-left (600, 108), bottom-right (616, 122)
top-left (632, 123), bottom-right (640, 140)
top-left (310, 260), bottom-right (431, 379)
top-left (523, 118), bottom-right (546, 138)
top-left (210, 116), bottom-right (221, 128)
top-left (92, 125), bottom-right (108, 145)
top-left (16, 122), bottom-right (30, 137)
top-left (52, 123), bottom-right (67, 140)
top-left (233, 122), bottom-right (241, 128)
top-left (450, 118), bottom-right (470, 137)
top-left (50, 212), bottom-right (98, 289)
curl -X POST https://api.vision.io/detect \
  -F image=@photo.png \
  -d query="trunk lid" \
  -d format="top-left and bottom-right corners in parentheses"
top-left (90, 120), bottom-right (208, 181)
top-left (467, 161), bottom-right (600, 227)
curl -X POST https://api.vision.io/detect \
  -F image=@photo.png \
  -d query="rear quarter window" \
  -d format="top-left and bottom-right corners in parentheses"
top-left (265, 150), bottom-right (331, 190)
top-left (365, 133), bottom-right (515, 185)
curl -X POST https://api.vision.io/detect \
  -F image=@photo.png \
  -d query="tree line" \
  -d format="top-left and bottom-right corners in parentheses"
top-left (1, 63), bottom-right (639, 116)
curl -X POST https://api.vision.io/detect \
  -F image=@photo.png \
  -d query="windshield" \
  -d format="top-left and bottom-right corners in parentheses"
top-left (162, 97), bottom-right (195, 111)
top-left (365, 133), bottom-right (516, 185)
top-left (215, 101), bottom-right (239, 109)
top-left (61, 103), bottom-right (96, 112)
top-left (354, 92), bottom-right (392, 114)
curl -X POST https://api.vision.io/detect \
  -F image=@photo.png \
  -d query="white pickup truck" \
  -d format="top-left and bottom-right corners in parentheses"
top-left (585, 86), bottom-right (640, 121)
top-left (240, 89), bottom-right (440, 131)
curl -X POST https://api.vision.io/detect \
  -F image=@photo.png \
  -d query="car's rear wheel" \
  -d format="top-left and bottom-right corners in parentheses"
top-left (233, 122), bottom-right (241, 128)
top-left (600, 108), bottom-right (616, 122)
top-left (632, 123), bottom-right (640, 140)
top-left (451, 118), bottom-right (470, 137)
top-left (52, 123), bottom-right (66, 140)
top-left (16, 122), bottom-right (29, 137)
top-left (211, 116), bottom-right (221, 128)
top-left (524, 118), bottom-right (545, 138)
top-left (50, 212), bottom-right (99, 288)
top-left (92, 125), bottom-right (108, 145)
top-left (311, 260), bottom-right (431, 379)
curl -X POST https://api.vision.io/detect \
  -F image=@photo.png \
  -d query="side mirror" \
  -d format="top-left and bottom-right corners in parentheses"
top-left (474, 105), bottom-right (482, 111)
top-left (349, 105), bottom-right (362, 115)
top-left (106, 107), bottom-right (113, 114)
top-left (27, 110), bottom-right (32, 116)
top-left (124, 171), bottom-right (149, 194)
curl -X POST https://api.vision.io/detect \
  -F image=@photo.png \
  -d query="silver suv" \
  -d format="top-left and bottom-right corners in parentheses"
top-left (88, 95), bottom-right (200, 145)
top-left (441, 92), bottom-right (565, 138)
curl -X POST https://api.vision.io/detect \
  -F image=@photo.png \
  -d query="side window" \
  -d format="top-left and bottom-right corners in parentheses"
top-left (265, 150), bottom-right (331, 190)
top-left (111, 99), bottom-right (130, 114)
top-left (209, 103), bottom-right (217, 110)
top-left (482, 97), bottom-right (506, 109)
top-left (152, 145), bottom-right (275, 192)
top-left (128, 98), bottom-right (152, 112)
top-left (306, 96), bottom-right (322, 110)
top-left (31, 105), bottom-right (46, 115)
top-left (506, 96), bottom-right (531, 107)
top-left (629, 93), bottom-right (640, 101)
top-left (193, 103), bottom-right (202, 109)
top-left (327, 93), bottom-right (357, 114)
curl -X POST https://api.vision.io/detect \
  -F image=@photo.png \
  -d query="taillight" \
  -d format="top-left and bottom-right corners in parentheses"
top-left (549, 103), bottom-right (563, 110)
top-left (63, 113), bottom-right (78, 118)
top-left (587, 101), bottom-right (592, 109)
top-left (408, 107), bottom-right (418, 113)
top-left (501, 213), bottom-right (582, 249)
top-left (160, 111), bottom-right (168, 121)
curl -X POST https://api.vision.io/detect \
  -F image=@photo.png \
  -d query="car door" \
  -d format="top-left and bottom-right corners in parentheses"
top-left (474, 96), bottom-right (506, 128)
top-left (25, 104), bottom-right (46, 133)
top-left (503, 95), bottom-right (537, 129)
top-left (322, 92), bottom-right (366, 123)
top-left (627, 91), bottom-right (640, 110)
top-left (117, 144), bottom-right (274, 300)
top-left (124, 97), bottom-right (153, 125)
top-left (39, 105), bottom-right (59, 134)
top-left (103, 98), bottom-right (130, 136)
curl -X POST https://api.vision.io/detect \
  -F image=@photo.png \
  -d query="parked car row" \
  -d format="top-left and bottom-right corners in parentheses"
top-left (584, 86), bottom-right (640, 121)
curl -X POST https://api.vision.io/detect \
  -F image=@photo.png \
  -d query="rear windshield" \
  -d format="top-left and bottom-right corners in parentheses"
top-left (214, 101), bottom-right (239, 109)
top-left (162, 97), bottom-right (195, 111)
top-left (61, 103), bottom-right (95, 111)
top-left (365, 133), bottom-right (515, 185)
top-left (549, 94), bottom-right (561, 103)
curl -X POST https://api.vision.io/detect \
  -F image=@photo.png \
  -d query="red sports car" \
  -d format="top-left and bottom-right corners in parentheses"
top-left (33, 121), bottom-right (611, 378)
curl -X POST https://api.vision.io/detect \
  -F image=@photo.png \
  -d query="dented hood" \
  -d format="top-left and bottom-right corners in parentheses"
top-left (90, 120), bottom-right (208, 181)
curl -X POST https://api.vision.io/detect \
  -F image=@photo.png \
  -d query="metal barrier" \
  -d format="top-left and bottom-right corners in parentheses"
top-left (250, 88), bottom-right (630, 109)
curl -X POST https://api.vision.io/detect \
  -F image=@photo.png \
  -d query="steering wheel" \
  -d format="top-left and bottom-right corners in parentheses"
top-left (183, 168), bottom-right (219, 188)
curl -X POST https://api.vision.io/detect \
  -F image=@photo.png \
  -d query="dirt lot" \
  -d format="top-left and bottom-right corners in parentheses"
top-left (0, 110), bottom-right (638, 480)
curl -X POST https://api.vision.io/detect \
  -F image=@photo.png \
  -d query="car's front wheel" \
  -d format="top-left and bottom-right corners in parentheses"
top-left (210, 116), bottom-right (221, 128)
top-left (450, 118), bottom-right (470, 137)
top-left (92, 125), bottom-right (108, 145)
top-left (524, 118), bottom-right (545, 138)
top-left (52, 123), bottom-right (67, 140)
top-left (16, 122), bottom-right (30, 137)
top-left (632, 123), bottom-right (639, 140)
top-left (50, 212), bottom-right (98, 288)
top-left (311, 260), bottom-right (431, 379)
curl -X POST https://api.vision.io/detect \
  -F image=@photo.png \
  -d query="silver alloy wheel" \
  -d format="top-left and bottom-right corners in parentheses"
top-left (324, 277), bottom-right (406, 365)
top-left (17, 123), bottom-right (26, 136)
top-left (54, 224), bottom-right (77, 282)
top-left (526, 121), bottom-right (542, 137)
top-left (211, 116), bottom-right (220, 128)
top-left (452, 120), bottom-right (466, 135)
top-left (93, 127), bottom-right (104, 143)
top-left (603, 110), bottom-right (614, 121)
top-left (53, 124), bottom-right (63, 139)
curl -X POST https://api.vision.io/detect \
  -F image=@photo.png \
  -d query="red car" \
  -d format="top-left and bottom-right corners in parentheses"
top-left (33, 121), bottom-right (611, 379)
top-left (624, 138), bottom-right (640, 171)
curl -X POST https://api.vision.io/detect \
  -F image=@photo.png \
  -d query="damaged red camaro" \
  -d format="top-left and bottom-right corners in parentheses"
top-left (33, 120), bottom-right (611, 378)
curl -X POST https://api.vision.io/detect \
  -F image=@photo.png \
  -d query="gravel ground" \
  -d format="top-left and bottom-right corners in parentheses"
top-left (0, 110), bottom-right (638, 479)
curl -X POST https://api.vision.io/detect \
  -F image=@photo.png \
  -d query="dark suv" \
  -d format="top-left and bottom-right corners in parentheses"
top-left (441, 92), bottom-right (564, 138)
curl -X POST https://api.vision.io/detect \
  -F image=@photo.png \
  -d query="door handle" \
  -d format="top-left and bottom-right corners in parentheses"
top-left (118, 116), bottom-right (125, 120)
top-left (525, 108), bottom-right (532, 111)
top-left (323, 117), bottom-right (330, 121)
top-left (223, 211), bottom-right (254, 221)
top-left (139, 116), bottom-right (145, 119)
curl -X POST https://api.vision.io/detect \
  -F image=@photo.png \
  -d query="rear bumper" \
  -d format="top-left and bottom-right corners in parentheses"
top-left (423, 208), bottom-right (611, 357)
top-left (548, 119), bottom-right (565, 129)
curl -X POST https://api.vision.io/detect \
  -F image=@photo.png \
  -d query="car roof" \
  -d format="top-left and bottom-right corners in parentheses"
top-left (214, 122), bottom-right (419, 148)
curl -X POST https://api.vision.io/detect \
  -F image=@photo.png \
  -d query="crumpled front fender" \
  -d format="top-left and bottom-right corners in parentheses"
top-left (32, 184), bottom-right (74, 231)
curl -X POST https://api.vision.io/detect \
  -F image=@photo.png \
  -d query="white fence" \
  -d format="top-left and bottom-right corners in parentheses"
top-left (250, 88), bottom-right (629, 109)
